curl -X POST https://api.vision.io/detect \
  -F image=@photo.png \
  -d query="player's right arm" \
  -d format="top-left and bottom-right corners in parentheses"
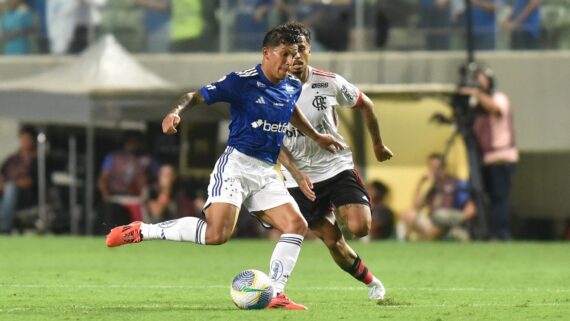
top-left (278, 146), bottom-right (316, 201)
top-left (290, 104), bottom-right (345, 153)
top-left (162, 91), bottom-right (207, 135)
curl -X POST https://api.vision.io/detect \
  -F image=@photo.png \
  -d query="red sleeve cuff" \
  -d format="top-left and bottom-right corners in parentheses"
top-left (353, 90), bottom-right (363, 108)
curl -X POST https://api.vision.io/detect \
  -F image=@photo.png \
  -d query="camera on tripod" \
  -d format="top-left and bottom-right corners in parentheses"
top-left (431, 62), bottom-right (482, 131)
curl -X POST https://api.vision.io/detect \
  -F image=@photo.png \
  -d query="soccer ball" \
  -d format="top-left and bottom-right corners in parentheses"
top-left (230, 269), bottom-right (274, 310)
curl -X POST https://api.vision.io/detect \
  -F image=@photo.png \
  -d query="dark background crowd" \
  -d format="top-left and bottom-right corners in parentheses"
top-left (1, 0), bottom-right (568, 55)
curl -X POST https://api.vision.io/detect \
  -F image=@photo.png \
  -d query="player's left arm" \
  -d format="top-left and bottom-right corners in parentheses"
top-left (290, 105), bottom-right (345, 153)
top-left (278, 146), bottom-right (316, 201)
top-left (503, 0), bottom-right (541, 30)
top-left (357, 93), bottom-right (393, 162)
top-left (162, 91), bottom-right (207, 134)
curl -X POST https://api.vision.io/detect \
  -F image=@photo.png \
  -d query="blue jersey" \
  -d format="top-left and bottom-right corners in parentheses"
top-left (199, 64), bottom-right (302, 164)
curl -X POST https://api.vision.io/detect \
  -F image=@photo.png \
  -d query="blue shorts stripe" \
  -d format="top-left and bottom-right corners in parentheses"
top-left (212, 147), bottom-right (234, 197)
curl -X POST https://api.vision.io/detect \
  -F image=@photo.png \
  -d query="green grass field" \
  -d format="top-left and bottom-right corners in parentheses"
top-left (1, 237), bottom-right (569, 321)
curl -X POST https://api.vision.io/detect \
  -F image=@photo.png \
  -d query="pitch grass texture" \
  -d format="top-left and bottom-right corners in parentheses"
top-left (1, 237), bottom-right (569, 321)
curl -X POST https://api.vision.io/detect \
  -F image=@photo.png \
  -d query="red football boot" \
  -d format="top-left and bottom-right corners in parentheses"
top-left (267, 293), bottom-right (308, 310)
top-left (106, 221), bottom-right (142, 248)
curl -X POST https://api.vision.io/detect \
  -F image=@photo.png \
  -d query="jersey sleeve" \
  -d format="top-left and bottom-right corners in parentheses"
top-left (199, 72), bottom-right (241, 105)
top-left (334, 74), bottom-right (362, 108)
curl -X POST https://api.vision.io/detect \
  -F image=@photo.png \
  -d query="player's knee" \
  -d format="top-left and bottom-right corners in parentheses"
top-left (205, 230), bottom-right (232, 245)
top-left (288, 216), bottom-right (308, 235)
top-left (348, 219), bottom-right (371, 238)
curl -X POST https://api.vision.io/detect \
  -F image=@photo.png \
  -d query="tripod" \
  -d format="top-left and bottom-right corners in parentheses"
top-left (439, 119), bottom-right (489, 240)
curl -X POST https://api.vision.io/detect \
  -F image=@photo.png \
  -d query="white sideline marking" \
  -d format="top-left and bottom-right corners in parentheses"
top-left (1, 284), bottom-right (570, 293)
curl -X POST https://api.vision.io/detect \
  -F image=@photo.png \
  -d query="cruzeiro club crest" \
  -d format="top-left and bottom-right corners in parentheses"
top-left (312, 95), bottom-right (327, 111)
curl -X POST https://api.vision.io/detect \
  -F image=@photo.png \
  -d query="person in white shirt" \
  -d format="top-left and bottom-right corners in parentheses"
top-left (278, 22), bottom-right (393, 303)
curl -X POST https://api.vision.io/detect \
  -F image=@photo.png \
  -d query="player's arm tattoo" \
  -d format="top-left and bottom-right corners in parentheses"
top-left (359, 93), bottom-right (384, 147)
top-left (169, 91), bottom-right (206, 115)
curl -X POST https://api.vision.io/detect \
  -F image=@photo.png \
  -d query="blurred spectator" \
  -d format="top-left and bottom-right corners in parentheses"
top-left (448, 0), bottom-right (466, 48)
top-left (460, 66), bottom-right (518, 240)
top-left (0, 0), bottom-right (35, 55)
top-left (46, 0), bottom-right (106, 54)
top-left (303, 0), bottom-right (351, 51)
top-left (136, 0), bottom-right (171, 53)
top-left (0, 126), bottom-right (38, 234)
top-left (97, 131), bottom-right (157, 229)
top-left (450, 0), bottom-right (465, 25)
top-left (170, 0), bottom-right (205, 52)
top-left (502, 0), bottom-right (541, 50)
top-left (25, 0), bottom-right (49, 53)
top-left (269, 0), bottom-right (297, 24)
top-left (68, 0), bottom-right (107, 54)
top-left (232, 0), bottom-right (272, 51)
top-left (374, 6), bottom-right (390, 49)
top-left (46, 0), bottom-right (76, 54)
top-left (420, 0), bottom-right (451, 50)
top-left (368, 180), bottom-right (394, 240)
top-left (470, 0), bottom-right (498, 50)
top-left (400, 153), bottom-right (476, 241)
top-left (144, 164), bottom-right (179, 223)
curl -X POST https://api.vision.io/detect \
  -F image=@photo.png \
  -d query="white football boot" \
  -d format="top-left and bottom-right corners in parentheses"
top-left (368, 280), bottom-right (386, 303)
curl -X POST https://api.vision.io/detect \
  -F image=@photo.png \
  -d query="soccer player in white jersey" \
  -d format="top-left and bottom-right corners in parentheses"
top-left (105, 23), bottom-right (345, 310)
top-left (278, 22), bottom-right (394, 303)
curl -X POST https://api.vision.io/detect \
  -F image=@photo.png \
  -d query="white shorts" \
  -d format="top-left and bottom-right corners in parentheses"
top-left (205, 146), bottom-right (297, 213)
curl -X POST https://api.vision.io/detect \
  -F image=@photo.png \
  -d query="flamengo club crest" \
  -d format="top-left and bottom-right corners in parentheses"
top-left (312, 95), bottom-right (327, 111)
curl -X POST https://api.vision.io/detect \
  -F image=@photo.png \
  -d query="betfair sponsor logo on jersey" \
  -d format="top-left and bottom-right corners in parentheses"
top-left (285, 128), bottom-right (305, 138)
top-left (251, 119), bottom-right (288, 133)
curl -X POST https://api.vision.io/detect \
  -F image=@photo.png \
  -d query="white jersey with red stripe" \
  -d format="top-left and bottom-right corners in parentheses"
top-left (282, 66), bottom-right (362, 188)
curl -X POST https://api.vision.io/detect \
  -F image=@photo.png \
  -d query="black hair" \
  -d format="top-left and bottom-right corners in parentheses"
top-left (262, 22), bottom-right (305, 48)
top-left (474, 65), bottom-right (496, 94)
top-left (19, 125), bottom-right (37, 138)
top-left (427, 152), bottom-right (443, 161)
top-left (427, 152), bottom-right (446, 169)
top-left (123, 130), bottom-right (144, 144)
top-left (369, 180), bottom-right (389, 201)
top-left (280, 21), bottom-right (311, 45)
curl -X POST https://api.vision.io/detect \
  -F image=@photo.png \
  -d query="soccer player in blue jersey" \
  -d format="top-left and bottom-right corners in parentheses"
top-left (106, 23), bottom-right (344, 310)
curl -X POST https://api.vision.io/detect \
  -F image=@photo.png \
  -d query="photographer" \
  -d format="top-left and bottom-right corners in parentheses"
top-left (459, 66), bottom-right (518, 240)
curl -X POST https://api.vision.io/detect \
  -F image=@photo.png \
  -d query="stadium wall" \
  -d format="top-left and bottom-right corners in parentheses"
top-left (1, 51), bottom-right (567, 152)
top-left (0, 52), bottom-right (568, 219)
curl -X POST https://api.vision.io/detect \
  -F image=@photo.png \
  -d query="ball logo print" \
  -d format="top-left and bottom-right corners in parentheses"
top-left (230, 269), bottom-right (274, 309)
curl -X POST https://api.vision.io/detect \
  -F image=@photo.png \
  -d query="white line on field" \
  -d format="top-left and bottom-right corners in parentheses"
top-left (1, 284), bottom-right (569, 293)
top-left (0, 308), bottom-right (30, 313)
top-left (1, 302), bottom-right (569, 313)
